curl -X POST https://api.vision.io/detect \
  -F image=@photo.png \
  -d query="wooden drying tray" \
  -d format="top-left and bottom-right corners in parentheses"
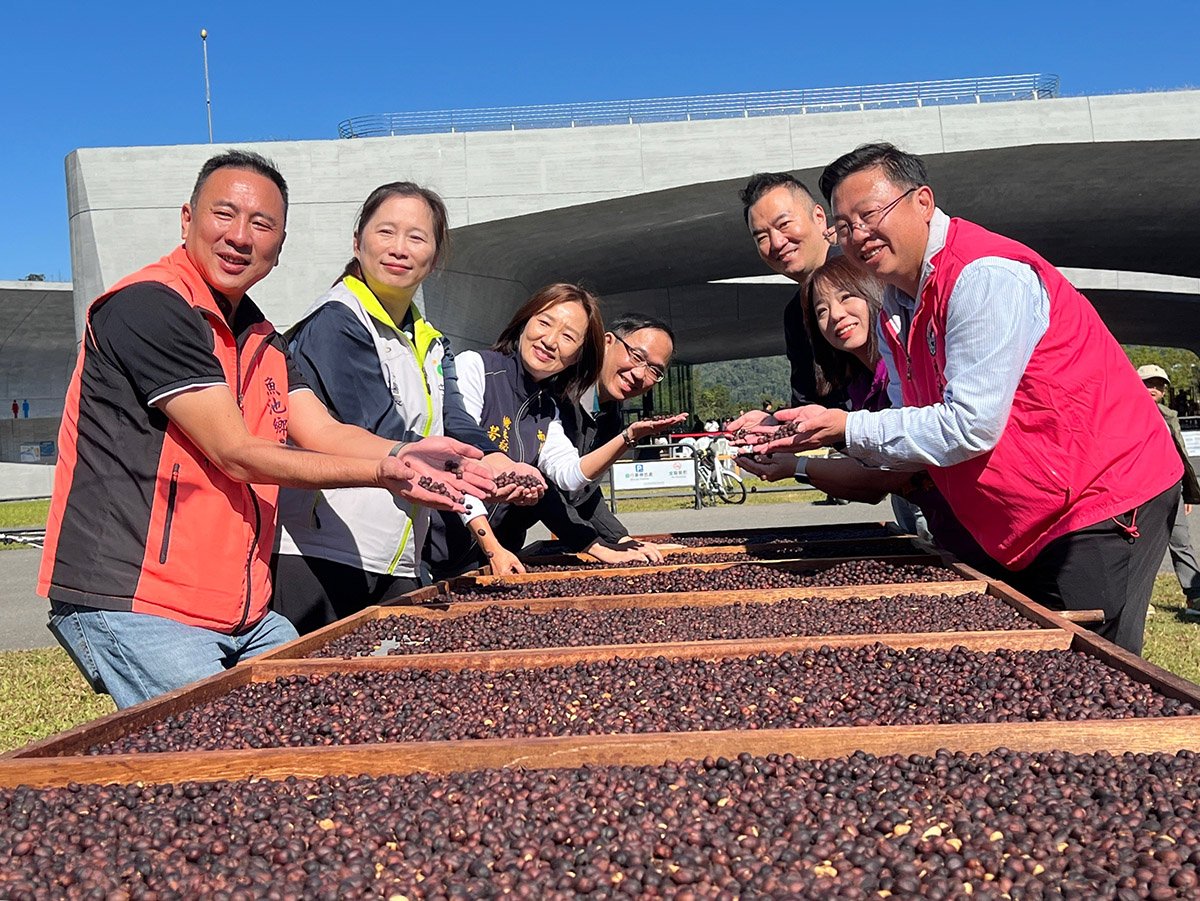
top-left (454, 559), bottom-right (1099, 630)
top-left (258, 575), bottom-right (1093, 663)
top-left (443, 553), bottom-right (951, 590)
top-left (3, 610), bottom-right (1199, 787)
top-left (518, 534), bottom-right (924, 569)
top-left (8, 578), bottom-right (1182, 761)
top-left (379, 574), bottom-right (1101, 624)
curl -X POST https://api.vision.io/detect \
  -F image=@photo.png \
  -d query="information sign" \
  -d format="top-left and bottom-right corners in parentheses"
top-left (612, 458), bottom-right (696, 491)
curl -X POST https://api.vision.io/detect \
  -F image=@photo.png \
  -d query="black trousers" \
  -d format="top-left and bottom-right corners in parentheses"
top-left (1002, 481), bottom-right (1181, 656)
top-left (271, 554), bottom-right (421, 636)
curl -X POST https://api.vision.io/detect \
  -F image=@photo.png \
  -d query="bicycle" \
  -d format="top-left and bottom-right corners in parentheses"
top-left (696, 446), bottom-right (746, 505)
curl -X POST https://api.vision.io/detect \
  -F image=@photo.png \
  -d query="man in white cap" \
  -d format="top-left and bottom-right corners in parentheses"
top-left (1138, 364), bottom-right (1200, 613)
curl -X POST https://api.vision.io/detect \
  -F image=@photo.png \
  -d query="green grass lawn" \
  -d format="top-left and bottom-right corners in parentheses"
top-left (1143, 575), bottom-right (1200, 683)
top-left (0, 648), bottom-right (115, 751)
top-left (608, 475), bottom-right (826, 513)
top-left (1, 575), bottom-right (1196, 754)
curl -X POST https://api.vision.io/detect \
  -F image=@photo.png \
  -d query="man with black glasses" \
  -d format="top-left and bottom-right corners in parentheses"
top-left (754, 142), bottom-right (1181, 655)
top-left (517, 314), bottom-right (683, 564)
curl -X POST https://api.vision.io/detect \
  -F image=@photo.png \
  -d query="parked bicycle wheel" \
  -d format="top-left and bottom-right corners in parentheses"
top-left (715, 465), bottom-right (747, 504)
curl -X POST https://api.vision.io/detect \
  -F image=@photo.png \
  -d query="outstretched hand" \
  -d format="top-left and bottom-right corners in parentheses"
top-left (734, 451), bottom-right (801, 483)
top-left (378, 436), bottom-right (495, 512)
top-left (628, 412), bottom-right (690, 441)
top-left (482, 455), bottom-right (547, 506)
top-left (724, 409), bottom-right (778, 437)
top-left (749, 406), bottom-right (847, 454)
top-left (486, 544), bottom-right (527, 575)
top-left (585, 538), bottom-right (667, 565)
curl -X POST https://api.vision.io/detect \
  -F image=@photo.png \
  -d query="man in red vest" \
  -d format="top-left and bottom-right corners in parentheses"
top-left (755, 143), bottom-right (1181, 655)
top-left (40, 150), bottom-right (496, 707)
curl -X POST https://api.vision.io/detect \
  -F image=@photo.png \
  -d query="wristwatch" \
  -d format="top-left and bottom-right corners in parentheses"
top-left (794, 457), bottom-right (812, 486)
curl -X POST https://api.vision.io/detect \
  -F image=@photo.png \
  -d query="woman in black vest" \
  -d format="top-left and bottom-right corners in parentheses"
top-left (427, 284), bottom-right (681, 577)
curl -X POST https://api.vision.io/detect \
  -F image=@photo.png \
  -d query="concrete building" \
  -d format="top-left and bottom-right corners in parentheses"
top-left (0, 80), bottom-right (1196, 474)
top-left (62, 87), bottom-right (1200, 363)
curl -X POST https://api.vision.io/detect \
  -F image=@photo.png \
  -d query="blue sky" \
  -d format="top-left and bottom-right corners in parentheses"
top-left (2, 0), bottom-right (1195, 282)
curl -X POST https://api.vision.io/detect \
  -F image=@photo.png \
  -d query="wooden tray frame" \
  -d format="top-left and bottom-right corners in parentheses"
top-left (515, 521), bottom-right (904, 562)
top-left (4, 576), bottom-right (1196, 788)
top-left (518, 534), bottom-right (925, 569)
top-left (256, 575), bottom-right (1093, 663)
top-left (430, 553), bottom-right (957, 595)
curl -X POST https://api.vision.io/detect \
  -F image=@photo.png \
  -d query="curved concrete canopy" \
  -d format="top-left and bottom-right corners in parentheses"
top-left (66, 89), bottom-right (1200, 350)
top-left (555, 274), bottom-right (1200, 364)
top-left (436, 138), bottom-right (1200, 361)
top-left (445, 139), bottom-right (1200, 291)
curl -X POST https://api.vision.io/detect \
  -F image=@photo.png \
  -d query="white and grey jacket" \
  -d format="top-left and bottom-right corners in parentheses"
top-left (275, 277), bottom-right (495, 576)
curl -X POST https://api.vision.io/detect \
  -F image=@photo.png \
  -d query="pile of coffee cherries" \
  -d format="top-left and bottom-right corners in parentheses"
top-left (313, 591), bottom-right (1035, 658)
top-left (90, 646), bottom-right (1192, 754)
top-left (495, 470), bottom-right (545, 490)
top-left (6, 750), bottom-right (1200, 898)
top-left (452, 561), bottom-right (963, 601)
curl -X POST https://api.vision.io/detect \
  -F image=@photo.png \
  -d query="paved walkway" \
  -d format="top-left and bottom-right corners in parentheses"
top-left (0, 548), bottom-right (49, 651)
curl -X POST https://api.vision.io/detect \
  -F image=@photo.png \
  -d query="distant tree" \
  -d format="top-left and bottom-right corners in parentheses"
top-left (694, 355), bottom-right (792, 413)
top-left (1123, 345), bottom-right (1200, 392)
top-left (696, 384), bottom-right (738, 423)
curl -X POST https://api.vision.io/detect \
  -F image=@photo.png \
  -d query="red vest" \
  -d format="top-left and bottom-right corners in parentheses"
top-left (39, 247), bottom-right (290, 631)
top-left (881, 218), bottom-right (1181, 569)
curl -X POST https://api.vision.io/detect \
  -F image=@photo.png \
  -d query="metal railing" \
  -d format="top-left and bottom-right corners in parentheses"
top-left (338, 74), bottom-right (1060, 139)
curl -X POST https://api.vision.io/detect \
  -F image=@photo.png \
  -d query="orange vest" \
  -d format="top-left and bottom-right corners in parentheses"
top-left (39, 247), bottom-right (290, 631)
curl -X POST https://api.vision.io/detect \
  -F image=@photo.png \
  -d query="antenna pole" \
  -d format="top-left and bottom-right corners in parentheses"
top-left (201, 29), bottom-right (213, 143)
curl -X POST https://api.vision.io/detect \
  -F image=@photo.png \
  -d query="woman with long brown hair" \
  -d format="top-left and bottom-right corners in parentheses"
top-left (801, 255), bottom-right (889, 411)
top-left (740, 256), bottom-right (993, 570)
top-left (426, 283), bottom-right (683, 578)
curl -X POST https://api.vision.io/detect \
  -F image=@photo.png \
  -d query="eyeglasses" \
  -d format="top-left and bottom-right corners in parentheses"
top-left (827, 186), bottom-right (919, 244)
top-left (612, 333), bottom-right (667, 383)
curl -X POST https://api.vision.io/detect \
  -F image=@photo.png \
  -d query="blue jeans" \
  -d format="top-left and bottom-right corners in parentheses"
top-left (1169, 497), bottom-right (1200, 605)
top-left (47, 604), bottom-right (298, 709)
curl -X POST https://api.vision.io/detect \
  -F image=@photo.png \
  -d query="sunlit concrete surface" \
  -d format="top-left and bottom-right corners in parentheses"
top-left (0, 281), bottom-right (74, 416)
top-left (65, 90), bottom-right (1200, 359)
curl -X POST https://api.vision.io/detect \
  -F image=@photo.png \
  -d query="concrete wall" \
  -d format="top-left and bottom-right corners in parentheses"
top-left (66, 90), bottom-right (1200, 353)
top-left (0, 462), bottom-right (55, 501)
top-left (0, 419), bottom-right (60, 467)
top-left (0, 282), bottom-right (75, 418)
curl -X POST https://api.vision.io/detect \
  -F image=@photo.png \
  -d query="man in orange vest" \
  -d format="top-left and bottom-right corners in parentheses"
top-left (40, 150), bottom-right (496, 708)
top-left (753, 143), bottom-right (1181, 655)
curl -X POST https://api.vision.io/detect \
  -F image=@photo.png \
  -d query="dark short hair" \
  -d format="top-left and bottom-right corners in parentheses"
top-left (492, 284), bottom-right (606, 403)
top-left (738, 172), bottom-right (816, 224)
top-left (608, 312), bottom-right (675, 345)
top-left (337, 182), bottom-right (450, 286)
top-left (818, 143), bottom-right (928, 203)
top-left (801, 255), bottom-right (886, 398)
top-left (190, 149), bottom-right (289, 218)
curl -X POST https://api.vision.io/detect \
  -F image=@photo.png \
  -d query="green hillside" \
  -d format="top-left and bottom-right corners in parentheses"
top-left (694, 355), bottom-right (791, 422)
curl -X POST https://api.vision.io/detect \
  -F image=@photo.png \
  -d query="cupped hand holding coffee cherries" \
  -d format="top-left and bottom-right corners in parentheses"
top-left (379, 437), bottom-right (495, 513)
